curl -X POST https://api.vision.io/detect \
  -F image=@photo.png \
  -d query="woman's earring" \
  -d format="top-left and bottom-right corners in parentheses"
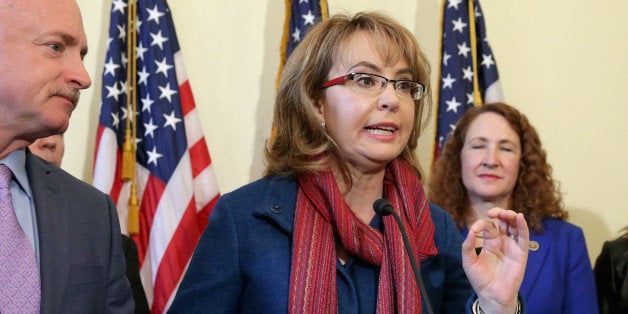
top-left (321, 121), bottom-right (326, 128)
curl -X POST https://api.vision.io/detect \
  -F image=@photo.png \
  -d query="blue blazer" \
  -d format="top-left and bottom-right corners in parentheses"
top-left (464, 218), bottom-right (598, 313)
top-left (170, 175), bottom-right (477, 313)
top-left (26, 151), bottom-right (134, 313)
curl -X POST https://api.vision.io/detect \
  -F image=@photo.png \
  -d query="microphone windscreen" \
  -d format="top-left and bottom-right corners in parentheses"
top-left (373, 198), bottom-right (392, 216)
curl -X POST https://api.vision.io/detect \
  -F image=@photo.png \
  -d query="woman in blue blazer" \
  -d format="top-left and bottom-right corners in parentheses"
top-left (170, 176), bottom-right (471, 312)
top-left (430, 103), bottom-right (598, 313)
top-left (170, 12), bottom-right (530, 314)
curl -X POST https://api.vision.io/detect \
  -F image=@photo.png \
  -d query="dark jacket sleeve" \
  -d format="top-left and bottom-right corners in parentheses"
top-left (595, 238), bottom-right (628, 314)
top-left (105, 196), bottom-right (136, 313)
top-left (595, 241), bottom-right (613, 313)
top-left (122, 234), bottom-right (150, 314)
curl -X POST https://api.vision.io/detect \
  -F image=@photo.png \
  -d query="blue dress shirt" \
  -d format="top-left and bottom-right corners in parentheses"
top-left (2, 149), bottom-right (40, 265)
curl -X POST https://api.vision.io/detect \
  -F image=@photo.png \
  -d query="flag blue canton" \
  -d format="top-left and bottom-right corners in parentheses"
top-left (435, 0), bottom-right (501, 155)
top-left (100, 0), bottom-right (186, 183)
top-left (285, 0), bottom-right (324, 58)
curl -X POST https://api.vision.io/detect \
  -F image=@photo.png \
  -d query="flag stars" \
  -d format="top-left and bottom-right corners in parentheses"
top-left (446, 97), bottom-right (462, 113)
top-left (448, 0), bottom-right (463, 10)
top-left (436, 0), bottom-right (502, 158)
top-left (117, 24), bottom-right (126, 39)
top-left (110, 112), bottom-right (120, 128)
top-left (120, 106), bottom-right (138, 123)
top-left (136, 20), bottom-right (143, 33)
top-left (302, 11), bottom-right (315, 26)
top-left (466, 93), bottom-right (475, 105)
top-left (451, 17), bottom-right (467, 33)
top-left (138, 66), bottom-right (150, 86)
top-left (155, 57), bottom-right (173, 77)
top-left (163, 110), bottom-right (182, 131)
top-left (136, 42), bottom-right (148, 61)
top-left (441, 73), bottom-right (456, 89)
top-left (146, 5), bottom-right (165, 24)
top-left (105, 82), bottom-right (123, 101)
top-left (111, 0), bottom-right (127, 14)
top-left (481, 54), bottom-right (495, 69)
top-left (150, 30), bottom-right (169, 50)
top-left (121, 54), bottom-right (128, 68)
top-left (134, 137), bottom-right (143, 148)
top-left (443, 52), bottom-right (451, 66)
top-left (144, 119), bottom-right (158, 138)
top-left (103, 57), bottom-right (120, 77)
top-left (141, 93), bottom-right (154, 113)
top-left (462, 66), bottom-right (474, 81)
top-left (100, 1), bottom-right (198, 186)
top-left (159, 83), bottom-right (177, 102)
top-left (118, 80), bottom-right (128, 97)
top-left (457, 41), bottom-right (471, 57)
top-left (146, 146), bottom-right (163, 166)
top-left (292, 27), bottom-right (301, 42)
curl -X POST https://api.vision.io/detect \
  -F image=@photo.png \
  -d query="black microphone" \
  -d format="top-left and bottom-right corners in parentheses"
top-left (373, 199), bottom-right (434, 314)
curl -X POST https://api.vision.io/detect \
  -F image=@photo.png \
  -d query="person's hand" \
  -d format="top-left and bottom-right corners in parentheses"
top-left (461, 207), bottom-right (529, 313)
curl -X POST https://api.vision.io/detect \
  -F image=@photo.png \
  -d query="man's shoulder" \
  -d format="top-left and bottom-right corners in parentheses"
top-left (26, 152), bottom-right (109, 200)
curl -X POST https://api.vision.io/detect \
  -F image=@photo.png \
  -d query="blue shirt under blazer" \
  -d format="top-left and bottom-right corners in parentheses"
top-left (170, 175), bottom-right (480, 313)
top-left (463, 218), bottom-right (598, 313)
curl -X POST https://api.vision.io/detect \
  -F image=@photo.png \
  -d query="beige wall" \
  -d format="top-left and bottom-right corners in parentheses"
top-left (69, 0), bottom-right (627, 263)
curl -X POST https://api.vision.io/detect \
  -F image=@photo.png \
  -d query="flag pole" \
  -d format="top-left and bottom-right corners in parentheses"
top-left (468, 0), bottom-right (483, 107)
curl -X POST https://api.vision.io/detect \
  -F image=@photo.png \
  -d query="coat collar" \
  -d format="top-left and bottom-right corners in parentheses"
top-left (519, 222), bottom-right (552, 297)
top-left (252, 175), bottom-right (298, 235)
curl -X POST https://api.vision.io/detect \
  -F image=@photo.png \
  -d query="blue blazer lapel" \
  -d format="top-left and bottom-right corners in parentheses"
top-left (25, 152), bottom-right (70, 313)
top-left (519, 229), bottom-right (552, 298)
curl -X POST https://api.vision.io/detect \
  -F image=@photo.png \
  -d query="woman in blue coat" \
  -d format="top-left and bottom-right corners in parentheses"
top-left (170, 12), bottom-right (529, 313)
top-left (429, 103), bottom-right (598, 313)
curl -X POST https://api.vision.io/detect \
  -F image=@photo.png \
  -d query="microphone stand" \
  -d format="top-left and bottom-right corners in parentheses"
top-left (373, 199), bottom-right (434, 314)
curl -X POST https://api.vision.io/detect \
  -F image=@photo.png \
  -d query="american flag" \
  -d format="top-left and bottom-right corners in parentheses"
top-left (92, 0), bottom-right (219, 312)
top-left (273, 0), bottom-right (327, 137)
top-left (279, 0), bottom-right (328, 74)
top-left (433, 0), bottom-right (503, 158)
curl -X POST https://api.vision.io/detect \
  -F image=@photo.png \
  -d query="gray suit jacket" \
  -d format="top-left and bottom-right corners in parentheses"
top-left (26, 150), bottom-right (134, 313)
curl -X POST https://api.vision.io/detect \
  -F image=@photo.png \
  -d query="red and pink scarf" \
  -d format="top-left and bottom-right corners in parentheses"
top-left (288, 159), bottom-right (438, 313)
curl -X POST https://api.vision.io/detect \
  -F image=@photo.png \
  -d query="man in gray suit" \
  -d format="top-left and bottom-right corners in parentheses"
top-left (0, 0), bottom-right (134, 312)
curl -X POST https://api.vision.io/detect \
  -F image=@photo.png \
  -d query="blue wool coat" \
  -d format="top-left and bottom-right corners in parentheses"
top-left (463, 218), bottom-right (598, 313)
top-left (170, 175), bottom-right (475, 313)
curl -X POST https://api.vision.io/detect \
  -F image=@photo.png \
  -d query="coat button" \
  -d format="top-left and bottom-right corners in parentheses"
top-left (271, 205), bottom-right (282, 213)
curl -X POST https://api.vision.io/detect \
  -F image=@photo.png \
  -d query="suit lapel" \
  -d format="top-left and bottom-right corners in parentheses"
top-left (25, 152), bottom-right (70, 313)
top-left (519, 226), bottom-right (552, 298)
